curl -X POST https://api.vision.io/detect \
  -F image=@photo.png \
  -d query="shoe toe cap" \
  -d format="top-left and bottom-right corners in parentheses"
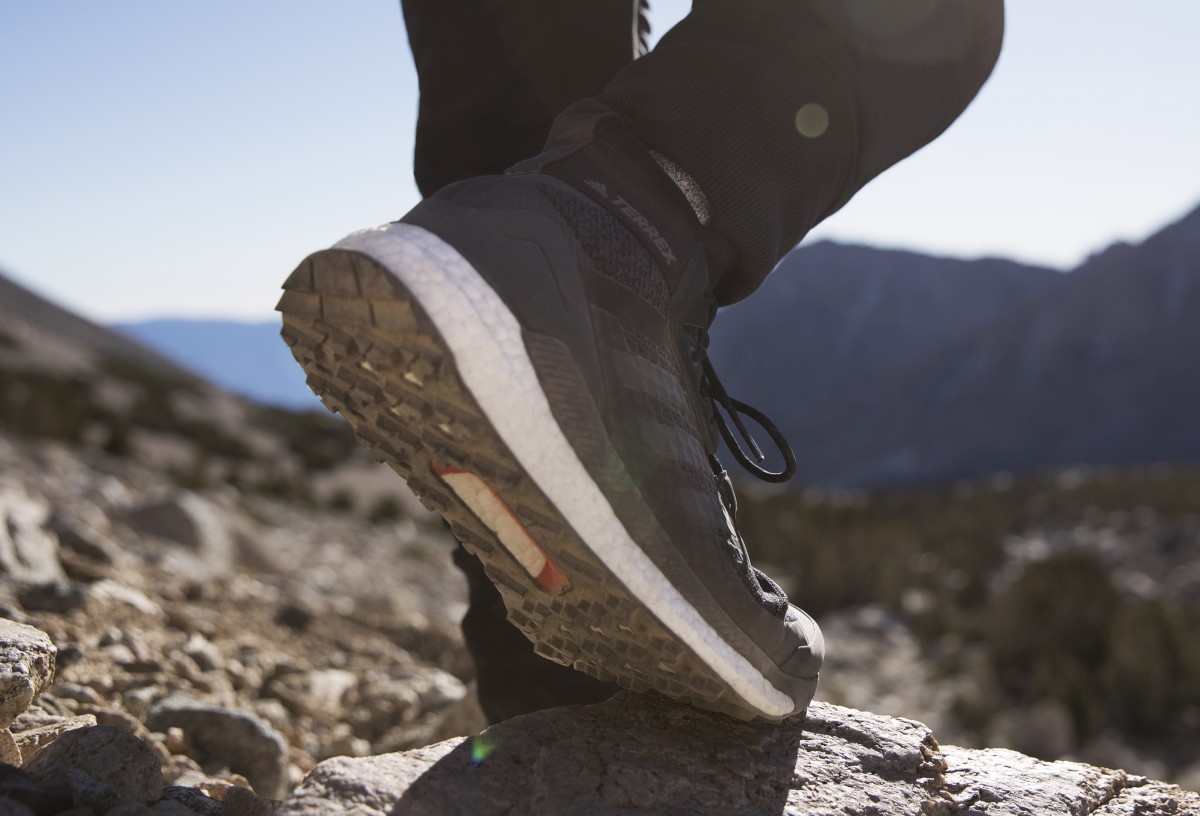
top-left (780, 606), bottom-right (825, 679)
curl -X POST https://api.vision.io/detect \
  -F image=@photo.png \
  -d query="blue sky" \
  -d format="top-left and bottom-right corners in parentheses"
top-left (2, 1), bottom-right (1198, 321)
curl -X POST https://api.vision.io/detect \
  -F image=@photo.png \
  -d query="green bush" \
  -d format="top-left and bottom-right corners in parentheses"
top-left (735, 468), bottom-right (1200, 746)
top-left (0, 368), bottom-right (94, 442)
top-left (368, 495), bottom-right (404, 524)
top-left (253, 406), bottom-right (357, 472)
top-left (98, 355), bottom-right (198, 395)
top-left (327, 489), bottom-right (355, 513)
top-left (988, 551), bottom-right (1118, 736)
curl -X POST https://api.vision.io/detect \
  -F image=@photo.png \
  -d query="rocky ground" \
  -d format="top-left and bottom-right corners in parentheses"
top-left (2, 427), bottom-right (1199, 813)
top-left (1, 429), bottom-right (483, 812)
top-left (282, 692), bottom-right (1200, 816)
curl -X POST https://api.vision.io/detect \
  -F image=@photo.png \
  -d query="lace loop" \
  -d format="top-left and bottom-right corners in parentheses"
top-left (697, 348), bottom-right (797, 484)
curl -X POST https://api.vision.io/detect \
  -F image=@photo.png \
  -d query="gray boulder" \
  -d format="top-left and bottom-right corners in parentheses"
top-left (147, 696), bottom-right (289, 800)
top-left (12, 713), bottom-right (100, 764)
top-left (280, 692), bottom-right (1200, 816)
top-left (156, 785), bottom-right (225, 815)
top-left (0, 483), bottom-right (64, 584)
top-left (0, 620), bottom-right (56, 730)
top-left (113, 492), bottom-right (235, 577)
top-left (0, 730), bottom-right (19, 767)
top-left (21, 724), bottom-right (163, 805)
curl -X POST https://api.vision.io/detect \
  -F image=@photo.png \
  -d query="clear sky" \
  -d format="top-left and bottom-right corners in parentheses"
top-left (2, 2), bottom-right (1198, 321)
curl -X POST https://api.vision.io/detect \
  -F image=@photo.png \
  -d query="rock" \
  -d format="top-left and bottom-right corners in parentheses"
top-left (279, 693), bottom-right (1200, 816)
top-left (49, 506), bottom-right (123, 584)
top-left (53, 643), bottom-right (84, 669)
top-left (0, 619), bottom-right (56, 729)
top-left (0, 482), bottom-right (64, 584)
top-left (1098, 780), bottom-right (1200, 814)
top-left (46, 764), bottom-right (124, 812)
top-left (50, 681), bottom-right (103, 705)
top-left (15, 580), bottom-right (87, 613)
top-left (0, 764), bottom-right (72, 813)
top-left (147, 696), bottom-right (290, 800)
top-left (939, 744), bottom-right (1127, 814)
top-left (50, 508), bottom-right (118, 565)
top-left (273, 602), bottom-right (314, 633)
top-left (0, 730), bottom-right (19, 766)
top-left (8, 703), bottom-right (72, 737)
top-left (109, 802), bottom-right (200, 816)
top-left (182, 634), bottom-right (223, 673)
top-left (11, 714), bottom-right (99, 764)
top-left (223, 785), bottom-right (281, 816)
top-left (354, 665), bottom-right (468, 752)
top-left (49, 506), bottom-right (123, 576)
top-left (0, 796), bottom-right (35, 816)
top-left (267, 669), bottom-right (356, 721)
top-left (22, 724), bottom-right (163, 805)
top-left (88, 578), bottom-right (166, 618)
top-left (86, 706), bottom-right (176, 767)
top-left (162, 754), bottom-right (206, 788)
top-left (157, 785), bottom-right (225, 815)
top-left (114, 492), bottom-right (235, 577)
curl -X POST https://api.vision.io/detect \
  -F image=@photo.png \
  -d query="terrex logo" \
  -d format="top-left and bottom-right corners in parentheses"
top-left (585, 180), bottom-right (677, 265)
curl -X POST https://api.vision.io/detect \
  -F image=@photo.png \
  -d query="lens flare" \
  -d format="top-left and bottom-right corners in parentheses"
top-left (795, 104), bottom-right (830, 139)
top-left (470, 734), bottom-right (498, 767)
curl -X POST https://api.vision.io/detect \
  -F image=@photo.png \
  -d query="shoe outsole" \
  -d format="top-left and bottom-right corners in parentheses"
top-left (277, 226), bottom-right (797, 722)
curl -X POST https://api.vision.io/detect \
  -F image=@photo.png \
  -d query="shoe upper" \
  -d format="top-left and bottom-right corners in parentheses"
top-left (403, 118), bottom-right (823, 683)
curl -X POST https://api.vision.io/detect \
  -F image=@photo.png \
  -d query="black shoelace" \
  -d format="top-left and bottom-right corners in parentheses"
top-left (710, 453), bottom-right (790, 610)
top-left (688, 306), bottom-right (797, 485)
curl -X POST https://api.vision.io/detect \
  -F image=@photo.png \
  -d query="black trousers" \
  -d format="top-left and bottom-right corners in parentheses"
top-left (401, 0), bottom-right (1004, 721)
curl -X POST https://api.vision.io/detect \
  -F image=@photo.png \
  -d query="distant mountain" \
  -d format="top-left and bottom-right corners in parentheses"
top-left (711, 202), bottom-right (1200, 486)
top-left (111, 202), bottom-right (1200, 488)
top-left (707, 242), bottom-right (1064, 484)
top-left (113, 319), bottom-right (319, 410)
top-left (829, 203), bottom-right (1200, 485)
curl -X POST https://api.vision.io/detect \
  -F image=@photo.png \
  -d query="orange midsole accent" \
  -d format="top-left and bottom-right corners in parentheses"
top-left (433, 464), bottom-right (570, 594)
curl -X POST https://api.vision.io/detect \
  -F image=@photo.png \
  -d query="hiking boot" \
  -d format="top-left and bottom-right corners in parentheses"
top-left (277, 122), bottom-right (823, 722)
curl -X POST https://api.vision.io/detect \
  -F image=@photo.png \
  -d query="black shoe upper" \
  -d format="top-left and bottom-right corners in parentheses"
top-left (402, 118), bottom-right (820, 681)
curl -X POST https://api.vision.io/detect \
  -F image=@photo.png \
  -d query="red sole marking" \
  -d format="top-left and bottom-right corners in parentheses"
top-left (433, 463), bottom-right (570, 593)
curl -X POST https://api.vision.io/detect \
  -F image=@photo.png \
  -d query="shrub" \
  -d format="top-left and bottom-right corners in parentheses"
top-left (368, 495), bottom-right (404, 524)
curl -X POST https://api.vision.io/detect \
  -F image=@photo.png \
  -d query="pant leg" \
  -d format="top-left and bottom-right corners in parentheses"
top-left (401, 0), bottom-right (648, 196)
top-left (588, 0), bottom-right (1005, 304)
top-left (452, 543), bottom-right (619, 724)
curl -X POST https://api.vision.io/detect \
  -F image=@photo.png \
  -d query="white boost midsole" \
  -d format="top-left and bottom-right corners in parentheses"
top-left (335, 222), bottom-right (793, 718)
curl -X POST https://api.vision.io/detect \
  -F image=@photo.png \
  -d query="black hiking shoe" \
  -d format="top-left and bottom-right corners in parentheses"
top-left (277, 123), bottom-right (823, 722)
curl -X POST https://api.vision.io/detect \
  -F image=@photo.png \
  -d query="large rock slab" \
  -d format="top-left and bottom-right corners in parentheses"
top-left (280, 693), bottom-right (1200, 816)
top-left (0, 619), bottom-right (56, 729)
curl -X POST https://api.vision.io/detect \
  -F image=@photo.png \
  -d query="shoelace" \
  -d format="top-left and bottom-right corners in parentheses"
top-left (686, 299), bottom-right (794, 611)
top-left (688, 304), bottom-right (797, 485)
top-left (710, 453), bottom-right (790, 608)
